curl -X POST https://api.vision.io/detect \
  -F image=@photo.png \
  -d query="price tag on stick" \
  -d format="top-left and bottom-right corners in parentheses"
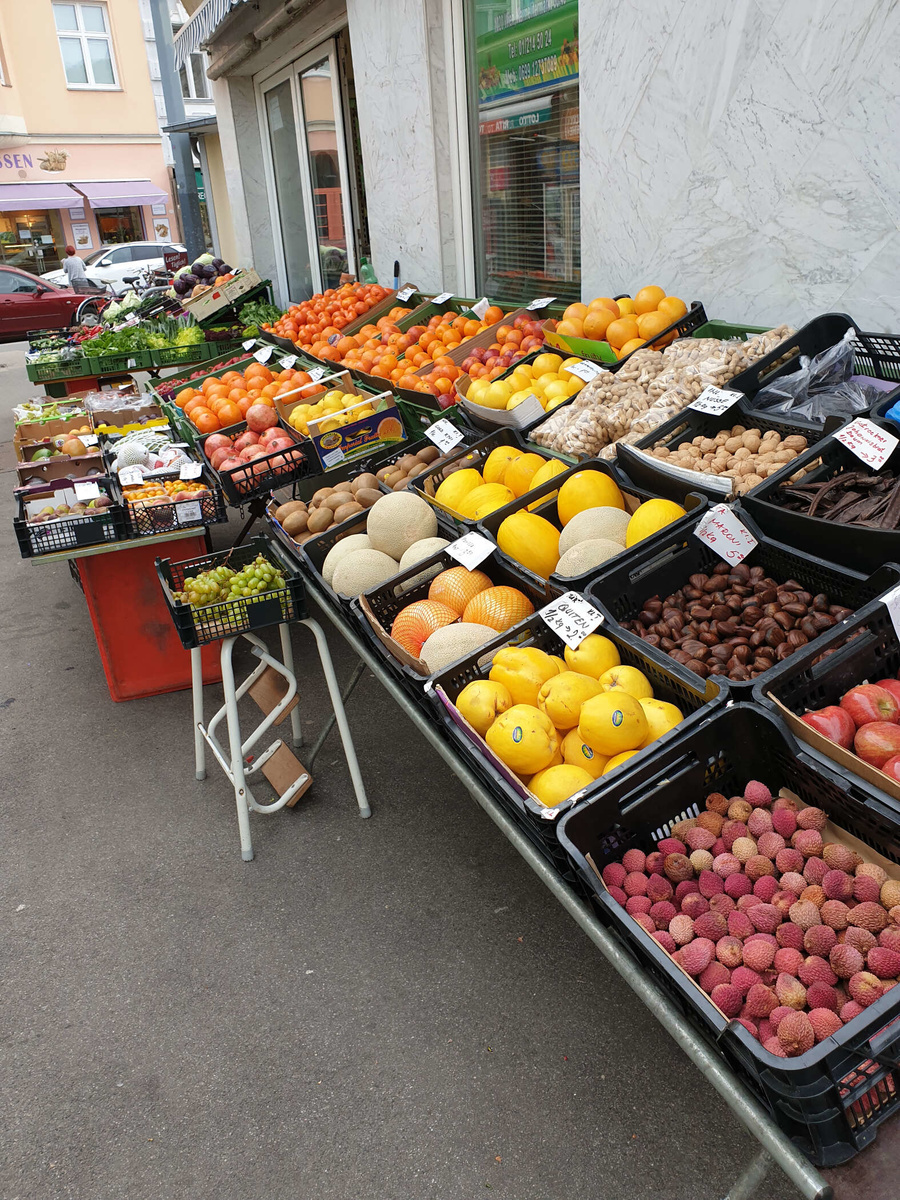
top-left (396, 286), bottom-right (416, 302)
top-left (689, 385), bottom-right (743, 416)
top-left (472, 297), bottom-right (490, 321)
top-left (243, 339), bottom-right (256, 351)
top-left (432, 292), bottom-right (453, 305)
top-left (424, 419), bottom-right (464, 454)
top-left (280, 354), bottom-right (297, 369)
top-left (693, 504), bottom-right (758, 564)
top-left (308, 366), bottom-right (327, 382)
top-left (527, 296), bottom-right (556, 310)
top-left (446, 532), bottom-right (495, 570)
top-left (254, 345), bottom-right (274, 364)
top-left (834, 417), bottom-right (899, 470)
top-left (539, 591), bottom-right (604, 650)
top-left (180, 461), bottom-right (203, 480)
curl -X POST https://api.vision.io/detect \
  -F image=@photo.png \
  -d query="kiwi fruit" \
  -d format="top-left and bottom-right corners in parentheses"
top-left (282, 510), bottom-right (309, 536)
top-left (323, 491), bottom-right (354, 511)
top-left (351, 472), bottom-right (378, 494)
top-left (392, 478), bottom-right (411, 491)
top-left (417, 446), bottom-right (440, 463)
top-left (375, 465), bottom-right (393, 482)
top-left (407, 462), bottom-right (430, 480)
top-left (310, 487), bottom-right (334, 507)
top-left (384, 470), bottom-right (405, 488)
top-left (396, 454), bottom-right (419, 472)
top-left (333, 501), bottom-right (364, 524)
top-left (274, 500), bottom-right (306, 523)
top-left (306, 507), bottom-right (333, 534)
top-left (354, 488), bottom-right (382, 508)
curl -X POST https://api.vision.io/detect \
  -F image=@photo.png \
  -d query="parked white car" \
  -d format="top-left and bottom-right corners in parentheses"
top-left (42, 242), bottom-right (187, 295)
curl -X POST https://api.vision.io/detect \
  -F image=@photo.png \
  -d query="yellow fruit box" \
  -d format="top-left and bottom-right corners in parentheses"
top-left (307, 393), bottom-right (405, 470)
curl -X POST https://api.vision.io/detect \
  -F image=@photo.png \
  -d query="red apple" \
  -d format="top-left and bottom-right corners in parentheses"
top-left (840, 684), bottom-right (900, 727)
top-left (801, 706), bottom-right (856, 749)
top-left (881, 754), bottom-right (900, 782)
top-left (854, 721), bottom-right (900, 767)
top-left (233, 430), bottom-right (260, 453)
top-left (876, 679), bottom-right (900, 706)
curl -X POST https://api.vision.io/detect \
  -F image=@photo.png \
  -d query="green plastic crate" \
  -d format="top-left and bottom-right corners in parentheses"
top-left (25, 356), bottom-right (90, 383)
top-left (693, 320), bottom-right (769, 340)
top-left (86, 349), bottom-right (153, 375)
top-left (149, 343), bottom-right (211, 368)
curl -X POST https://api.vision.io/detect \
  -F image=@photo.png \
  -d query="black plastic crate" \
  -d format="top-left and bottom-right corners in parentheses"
top-left (617, 405), bottom-right (828, 505)
top-left (352, 545), bottom-right (557, 699)
top-left (730, 313), bottom-right (900, 434)
top-left (118, 469), bottom-right (228, 537)
top-left (584, 504), bottom-right (900, 695)
top-left (869, 388), bottom-right (900, 426)
top-left (426, 611), bottom-right (726, 881)
top-left (476, 457), bottom-right (707, 593)
top-left (156, 533), bottom-right (306, 650)
top-left (741, 416), bottom-right (900, 576)
top-left (557, 703), bottom-right (900, 1166)
top-left (198, 420), bottom-right (316, 505)
top-left (14, 478), bottom-right (125, 558)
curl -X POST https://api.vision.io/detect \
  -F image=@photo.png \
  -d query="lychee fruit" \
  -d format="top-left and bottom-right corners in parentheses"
top-left (867, 946), bottom-right (900, 979)
top-left (711, 983), bottom-right (742, 1016)
top-left (725, 874), bottom-right (753, 900)
top-left (773, 795), bottom-right (800, 813)
top-left (774, 947), bottom-right (804, 975)
top-left (669, 914), bottom-right (695, 945)
top-left (852, 874), bottom-right (881, 904)
top-left (664, 854), bottom-right (693, 883)
top-left (675, 880), bottom-right (701, 904)
top-left (646, 873), bottom-right (674, 903)
top-left (728, 911), bottom-right (755, 940)
top-left (764, 1037), bottom-right (788, 1056)
top-left (681, 893), bottom-right (710, 920)
top-left (881, 880), bottom-right (900, 910)
top-left (757, 1019), bottom-right (774, 1043)
top-left (746, 855), bottom-right (776, 882)
top-left (634, 913), bottom-right (656, 934)
top-left (699, 961), bottom-right (731, 994)
top-left (728, 799), bottom-right (753, 822)
top-left (820, 900), bottom-right (851, 930)
top-left (823, 870), bottom-right (853, 902)
top-left (772, 808), bottom-right (798, 839)
top-left (646, 852), bottom-right (664, 875)
top-left (856, 862), bottom-right (887, 885)
top-left (744, 780), bottom-right (773, 808)
top-left (830, 944), bottom-right (864, 979)
top-left (771, 890), bottom-right (797, 918)
top-left (709, 894), bottom-right (735, 917)
top-left (753, 876), bottom-right (778, 903)
top-left (804, 857), bottom-right (829, 885)
top-left (799, 956), bottom-right (838, 987)
top-left (843, 927), bottom-right (877, 955)
top-left (717, 937), bottom-right (744, 968)
top-left (736, 894), bottom-right (762, 912)
top-left (745, 983), bottom-right (777, 1017)
top-left (743, 940), bottom-right (776, 972)
top-left (778, 871), bottom-right (806, 896)
top-left (804, 925), bottom-right (837, 957)
top-left (823, 843), bottom-right (861, 873)
top-left (698, 868), bottom-right (724, 897)
top-left (749, 904), bottom-right (781, 934)
top-left (656, 839), bottom-right (683, 860)
top-left (713, 853), bottom-right (741, 878)
top-left (697, 811), bottom-right (724, 836)
top-left (768, 1005), bottom-right (794, 1032)
top-left (792, 829), bottom-right (824, 858)
top-left (840, 1000), bottom-right (864, 1023)
top-left (624, 871), bottom-right (649, 897)
top-left (849, 971), bottom-right (885, 1007)
top-left (685, 827), bottom-right (716, 853)
top-left (622, 848), bottom-right (647, 873)
top-left (849, 902), bottom-right (888, 933)
top-left (879, 927), bottom-right (900, 953)
top-left (680, 938), bottom-right (715, 976)
top-left (711, 839), bottom-right (726, 857)
top-left (626, 896), bottom-right (652, 916)
top-left (776, 922), bottom-right (805, 950)
top-left (778, 1010), bottom-right (814, 1056)
top-left (693, 910), bottom-right (728, 942)
top-left (602, 863), bottom-right (627, 889)
top-left (806, 982), bottom-right (839, 1012)
top-left (732, 837), bottom-right (758, 864)
top-left (722, 821), bottom-right (748, 849)
top-left (801, 884), bottom-right (826, 909)
top-left (788, 900), bottom-right (821, 931)
top-left (776, 972), bottom-right (808, 1010)
top-left (796, 807), bottom-right (827, 831)
top-left (608, 886), bottom-right (627, 906)
top-left (650, 902), bottom-right (678, 929)
top-left (747, 809), bottom-right (773, 839)
top-left (690, 850), bottom-right (714, 874)
top-left (652, 931), bottom-right (676, 953)
top-left (732, 966), bottom-right (762, 995)
top-left (756, 832), bottom-right (785, 861)
top-left (809, 1008), bottom-right (842, 1043)
top-left (735, 1016), bottom-right (758, 1037)
top-left (705, 791), bottom-right (729, 814)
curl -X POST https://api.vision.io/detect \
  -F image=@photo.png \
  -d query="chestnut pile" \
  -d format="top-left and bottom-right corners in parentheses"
top-left (624, 561), bottom-right (852, 681)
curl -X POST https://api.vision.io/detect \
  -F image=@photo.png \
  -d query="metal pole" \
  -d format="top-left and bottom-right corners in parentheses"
top-left (148, 0), bottom-right (205, 258)
top-left (305, 581), bottom-right (833, 1200)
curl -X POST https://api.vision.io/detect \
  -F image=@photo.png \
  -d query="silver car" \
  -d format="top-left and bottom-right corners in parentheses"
top-left (42, 241), bottom-right (187, 296)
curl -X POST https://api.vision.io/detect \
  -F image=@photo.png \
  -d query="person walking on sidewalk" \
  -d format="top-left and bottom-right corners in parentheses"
top-left (62, 245), bottom-right (90, 292)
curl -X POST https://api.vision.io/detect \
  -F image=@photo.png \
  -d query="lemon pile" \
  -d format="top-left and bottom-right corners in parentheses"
top-left (288, 389), bottom-right (377, 436)
top-left (465, 352), bottom-right (586, 412)
top-left (455, 634), bottom-right (685, 808)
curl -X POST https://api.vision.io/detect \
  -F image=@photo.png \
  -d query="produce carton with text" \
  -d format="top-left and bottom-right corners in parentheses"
top-left (307, 393), bottom-right (405, 469)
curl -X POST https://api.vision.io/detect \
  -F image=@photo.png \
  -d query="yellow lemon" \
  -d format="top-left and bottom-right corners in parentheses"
top-left (639, 698), bottom-right (683, 748)
top-left (482, 379), bottom-right (514, 409)
top-left (599, 664), bottom-right (653, 700)
top-left (602, 750), bottom-right (640, 775)
top-left (531, 352), bottom-right (563, 375)
top-left (486, 704), bottom-right (559, 775)
top-left (564, 634), bottom-right (620, 679)
top-left (625, 498), bottom-right (687, 547)
top-left (435, 467), bottom-right (483, 513)
top-left (561, 728), bottom-right (609, 779)
top-left (455, 679), bottom-right (513, 736)
top-left (507, 389), bottom-right (537, 410)
top-left (528, 764), bottom-right (595, 808)
top-left (615, 296), bottom-right (636, 315)
top-left (537, 670), bottom-right (604, 730)
top-left (483, 445), bottom-right (523, 486)
top-left (489, 646), bottom-right (560, 707)
top-left (557, 471), bottom-right (624, 526)
top-left (578, 691), bottom-right (648, 756)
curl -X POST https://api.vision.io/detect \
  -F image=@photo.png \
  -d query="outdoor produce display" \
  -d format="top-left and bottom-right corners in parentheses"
top-left (802, 681), bottom-right (900, 779)
top-left (271, 478), bottom-right (383, 543)
top-left (169, 252), bottom-right (234, 299)
top-left (285, 387), bottom-right (378, 435)
top-left (262, 282), bottom-right (394, 356)
top-left (768, 467), bottom-right (900, 526)
top-left (173, 360), bottom-right (315, 432)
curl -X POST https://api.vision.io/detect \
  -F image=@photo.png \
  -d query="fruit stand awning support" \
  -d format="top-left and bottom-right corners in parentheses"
top-left (0, 182), bottom-right (84, 211)
top-left (74, 181), bottom-right (170, 208)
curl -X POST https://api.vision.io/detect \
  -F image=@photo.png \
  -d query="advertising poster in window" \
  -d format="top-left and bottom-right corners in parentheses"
top-left (70, 222), bottom-right (93, 250)
top-left (476, 0), bottom-right (578, 104)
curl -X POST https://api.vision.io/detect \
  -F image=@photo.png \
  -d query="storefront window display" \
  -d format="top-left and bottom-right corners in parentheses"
top-left (467, 0), bottom-right (580, 303)
top-left (94, 205), bottom-right (145, 243)
top-left (0, 210), bottom-right (66, 273)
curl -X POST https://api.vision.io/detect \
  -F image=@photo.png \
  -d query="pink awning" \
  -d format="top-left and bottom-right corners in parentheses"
top-left (0, 182), bottom-right (83, 211)
top-left (75, 180), bottom-right (169, 207)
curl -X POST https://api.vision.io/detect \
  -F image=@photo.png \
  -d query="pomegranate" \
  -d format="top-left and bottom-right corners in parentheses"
top-left (245, 403), bottom-right (279, 433)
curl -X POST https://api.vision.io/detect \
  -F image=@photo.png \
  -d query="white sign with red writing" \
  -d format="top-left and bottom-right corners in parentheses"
top-left (834, 417), bottom-right (899, 470)
top-left (693, 504), bottom-right (758, 564)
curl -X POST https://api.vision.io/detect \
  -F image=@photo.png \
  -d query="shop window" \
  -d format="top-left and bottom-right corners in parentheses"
top-left (53, 2), bottom-right (118, 90)
top-left (94, 207), bottom-right (145, 244)
top-left (467, 0), bottom-right (580, 303)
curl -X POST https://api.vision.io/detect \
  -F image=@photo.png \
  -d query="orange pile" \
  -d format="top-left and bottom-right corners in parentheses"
top-left (173, 363), bottom-right (327, 433)
top-left (262, 283), bottom-right (391, 360)
top-left (550, 287), bottom-right (688, 359)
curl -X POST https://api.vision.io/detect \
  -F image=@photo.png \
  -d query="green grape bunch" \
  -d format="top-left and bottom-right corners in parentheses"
top-left (175, 555), bottom-right (286, 614)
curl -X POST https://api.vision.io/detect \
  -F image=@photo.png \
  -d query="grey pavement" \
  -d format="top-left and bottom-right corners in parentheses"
top-left (0, 342), bottom-right (882, 1200)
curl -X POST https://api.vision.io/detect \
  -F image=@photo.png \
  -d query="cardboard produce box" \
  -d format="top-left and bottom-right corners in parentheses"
top-left (181, 267), bottom-right (263, 322)
top-left (307, 393), bottom-right (403, 470)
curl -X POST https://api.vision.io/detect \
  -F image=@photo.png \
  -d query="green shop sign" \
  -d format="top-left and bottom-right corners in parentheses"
top-left (476, 1), bottom-right (578, 104)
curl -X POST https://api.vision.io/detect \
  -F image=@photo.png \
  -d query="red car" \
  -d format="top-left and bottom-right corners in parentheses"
top-left (0, 265), bottom-right (105, 340)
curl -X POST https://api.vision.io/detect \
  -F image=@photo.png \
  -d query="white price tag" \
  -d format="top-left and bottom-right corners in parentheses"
top-left (446, 532), bottom-right (495, 570)
top-left (689, 385), bottom-right (743, 416)
top-left (176, 500), bottom-right (203, 524)
top-left (564, 359), bottom-right (602, 382)
top-left (118, 465), bottom-right (144, 486)
top-left (424, 419), bottom-right (465, 454)
top-left (74, 481), bottom-right (100, 501)
top-left (396, 286), bottom-right (416, 302)
top-left (243, 339), bottom-right (256, 350)
top-left (308, 366), bottom-right (326, 382)
top-left (882, 584), bottom-right (900, 641)
top-left (322, 448), bottom-right (345, 469)
top-left (472, 297), bottom-right (490, 321)
top-left (81, 433), bottom-right (99, 446)
top-left (834, 417), bottom-right (899, 470)
top-left (254, 345), bottom-right (273, 363)
top-left (539, 591), bottom-right (605, 650)
top-left (693, 504), bottom-right (758, 564)
top-left (432, 292), bottom-right (453, 305)
top-left (527, 296), bottom-right (556, 310)
top-left (180, 461), bottom-right (203, 479)
top-left (279, 354), bottom-right (297, 369)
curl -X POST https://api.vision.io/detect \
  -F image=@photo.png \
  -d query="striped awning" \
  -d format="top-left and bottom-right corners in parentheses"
top-left (174, 0), bottom-right (249, 67)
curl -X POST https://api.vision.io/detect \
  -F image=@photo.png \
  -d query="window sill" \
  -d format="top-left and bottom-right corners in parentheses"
top-left (66, 84), bottom-right (122, 92)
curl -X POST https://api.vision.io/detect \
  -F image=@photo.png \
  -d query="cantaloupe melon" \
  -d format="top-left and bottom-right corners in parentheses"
top-left (398, 537), bottom-right (451, 572)
top-left (366, 492), bottom-right (437, 559)
top-left (332, 548), bottom-right (400, 596)
top-left (419, 622), bottom-right (498, 672)
top-left (555, 539), bottom-right (624, 578)
top-left (558, 506), bottom-right (630, 556)
top-left (322, 533), bottom-right (372, 586)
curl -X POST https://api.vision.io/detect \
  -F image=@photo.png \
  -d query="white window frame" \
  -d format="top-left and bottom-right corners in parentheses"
top-left (53, 2), bottom-right (120, 92)
top-left (180, 51), bottom-right (210, 101)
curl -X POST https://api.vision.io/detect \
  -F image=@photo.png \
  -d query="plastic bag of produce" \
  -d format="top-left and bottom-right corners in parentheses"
top-left (749, 328), bottom-right (870, 423)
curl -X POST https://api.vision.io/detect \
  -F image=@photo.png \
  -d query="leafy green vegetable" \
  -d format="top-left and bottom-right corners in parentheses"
top-left (239, 300), bottom-right (282, 327)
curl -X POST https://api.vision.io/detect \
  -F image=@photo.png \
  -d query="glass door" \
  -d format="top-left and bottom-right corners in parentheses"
top-left (261, 72), bottom-right (315, 301)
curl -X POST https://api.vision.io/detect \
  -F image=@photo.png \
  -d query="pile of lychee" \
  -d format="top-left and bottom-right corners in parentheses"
top-left (601, 781), bottom-right (900, 1057)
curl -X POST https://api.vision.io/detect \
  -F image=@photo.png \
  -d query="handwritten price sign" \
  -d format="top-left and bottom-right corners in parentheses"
top-left (539, 592), bottom-right (604, 650)
top-left (689, 385), bottom-right (743, 416)
top-left (446, 532), bottom-right (495, 570)
top-left (834, 418), bottom-right (899, 470)
top-left (693, 504), bottom-right (758, 563)
top-left (425, 419), bottom-right (464, 454)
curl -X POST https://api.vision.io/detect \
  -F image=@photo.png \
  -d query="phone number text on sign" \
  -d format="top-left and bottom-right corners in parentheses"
top-left (693, 504), bottom-right (758, 563)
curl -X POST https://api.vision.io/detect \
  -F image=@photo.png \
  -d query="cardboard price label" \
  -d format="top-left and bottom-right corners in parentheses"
top-left (472, 297), bottom-right (490, 321)
top-left (834, 417), bottom-right (899, 470)
top-left (176, 500), bottom-right (203, 525)
top-left (118, 465), bottom-right (144, 486)
top-left (279, 354), bottom-right (297, 369)
top-left (564, 359), bottom-right (602, 382)
top-left (527, 296), bottom-right (556, 310)
top-left (74, 481), bottom-right (100, 501)
top-left (179, 461), bottom-right (203, 480)
top-left (446, 532), bottom-right (495, 570)
top-left (396, 286), bottom-right (416, 302)
top-left (693, 504), bottom-right (758, 563)
top-left (539, 592), bottom-right (604, 650)
top-left (432, 292), bottom-right (453, 305)
top-left (689, 385), bottom-right (743, 416)
top-left (424, 419), bottom-right (464, 454)
top-left (243, 338), bottom-right (256, 350)
top-left (254, 345), bottom-right (274, 363)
